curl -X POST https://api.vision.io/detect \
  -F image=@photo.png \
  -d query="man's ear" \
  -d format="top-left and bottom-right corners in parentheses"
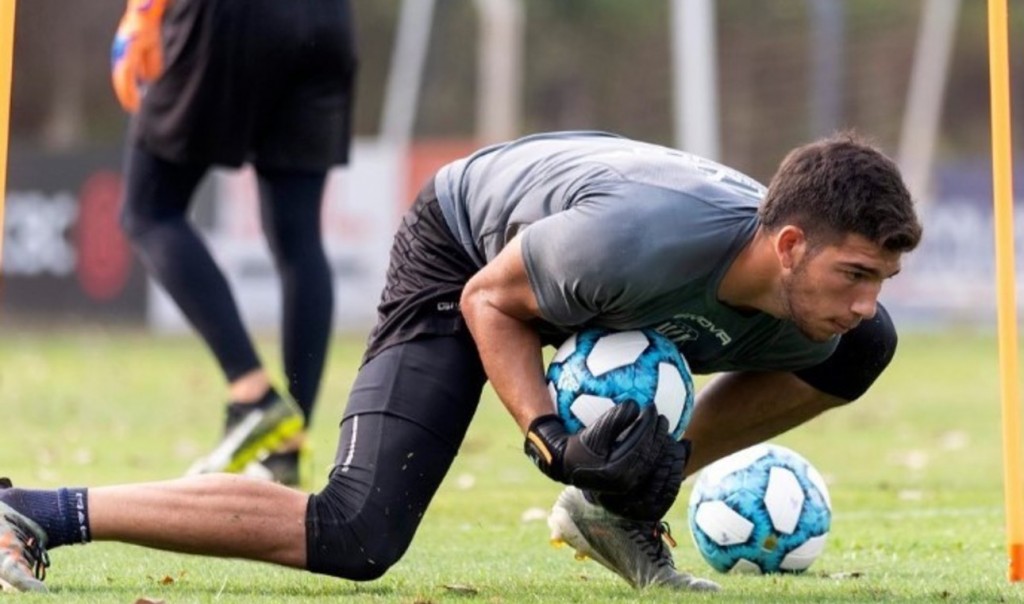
top-left (775, 225), bottom-right (806, 270)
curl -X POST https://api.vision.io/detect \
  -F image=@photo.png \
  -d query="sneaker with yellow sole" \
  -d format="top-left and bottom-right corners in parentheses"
top-left (187, 390), bottom-right (304, 476)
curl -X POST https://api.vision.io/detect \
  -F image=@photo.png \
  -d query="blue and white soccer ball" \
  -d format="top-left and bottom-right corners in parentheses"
top-left (545, 328), bottom-right (695, 440)
top-left (687, 443), bottom-right (832, 574)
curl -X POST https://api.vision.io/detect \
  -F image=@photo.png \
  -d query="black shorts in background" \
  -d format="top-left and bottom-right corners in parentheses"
top-left (134, 0), bottom-right (357, 171)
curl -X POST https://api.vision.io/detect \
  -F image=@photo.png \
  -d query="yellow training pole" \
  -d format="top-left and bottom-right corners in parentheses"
top-left (0, 0), bottom-right (14, 273)
top-left (988, 0), bottom-right (1024, 582)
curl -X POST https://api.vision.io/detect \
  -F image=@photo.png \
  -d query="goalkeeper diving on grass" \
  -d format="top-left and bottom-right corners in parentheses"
top-left (0, 130), bottom-right (921, 593)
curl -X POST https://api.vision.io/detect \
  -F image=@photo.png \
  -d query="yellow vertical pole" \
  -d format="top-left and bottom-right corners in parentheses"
top-left (0, 0), bottom-right (15, 273)
top-left (988, 0), bottom-right (1024, 582)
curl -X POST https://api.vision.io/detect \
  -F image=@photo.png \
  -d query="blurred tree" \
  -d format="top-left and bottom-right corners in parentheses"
top-left (13, 0), bottom-right (123, 148)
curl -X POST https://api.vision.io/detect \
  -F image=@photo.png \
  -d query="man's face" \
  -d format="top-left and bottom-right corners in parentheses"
top-left (779, 233), bottom-right (902, 342)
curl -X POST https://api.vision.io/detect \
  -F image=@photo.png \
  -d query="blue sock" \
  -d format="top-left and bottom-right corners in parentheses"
top-left (0, 487), bottom-right (90, 547)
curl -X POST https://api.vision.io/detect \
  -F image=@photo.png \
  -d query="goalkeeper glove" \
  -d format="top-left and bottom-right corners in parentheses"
top-left (524, 401), bottom-right (668, 494)
top-left (111, 0), bottom-right (168, 113)
top-left (594, 437), bottom-right (691, 522)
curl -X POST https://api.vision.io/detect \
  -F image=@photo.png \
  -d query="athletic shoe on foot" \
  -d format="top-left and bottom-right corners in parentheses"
top-left (0, 479), bottom-right (49, 593)
top-left (242, 447), bottom-right (306, 487)
top-left (187, 391), bottom-right (304, 476)
top-left (548, 486), bottom-right (719, 592)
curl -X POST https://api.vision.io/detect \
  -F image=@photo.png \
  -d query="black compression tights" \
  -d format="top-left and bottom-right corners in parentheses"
top-left (305, 335), bottom-right (488, 579)
top-left (119, 145), bottom-right (333, 419)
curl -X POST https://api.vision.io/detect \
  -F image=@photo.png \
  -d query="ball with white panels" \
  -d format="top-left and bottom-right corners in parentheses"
top-left (687, 443), bottom-right (831, 574)
top-left (545, 328), bottom-right (695, 440)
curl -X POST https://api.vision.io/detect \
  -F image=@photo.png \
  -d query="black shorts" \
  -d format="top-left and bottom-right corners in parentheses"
top-left (134, 0), bottom-right (357, 170)
top-left (362, 182), bottom-right (480, 363)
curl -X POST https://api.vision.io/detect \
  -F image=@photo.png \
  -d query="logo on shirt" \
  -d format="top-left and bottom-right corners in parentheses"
top-left (655, 322), bottom-right (700, 345)
top-left (655, 313), bottom-right (732, 347)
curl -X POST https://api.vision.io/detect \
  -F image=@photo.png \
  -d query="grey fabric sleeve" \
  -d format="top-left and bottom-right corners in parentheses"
top-left (520, 182), bottom-right (721, 328)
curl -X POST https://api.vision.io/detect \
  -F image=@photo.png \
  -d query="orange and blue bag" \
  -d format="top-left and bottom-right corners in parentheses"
top-left (110, 0), bottom-right (168, 113)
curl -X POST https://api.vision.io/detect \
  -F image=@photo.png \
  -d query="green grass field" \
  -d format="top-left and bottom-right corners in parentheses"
top-left (0, 327), bottom-right (1020, 602)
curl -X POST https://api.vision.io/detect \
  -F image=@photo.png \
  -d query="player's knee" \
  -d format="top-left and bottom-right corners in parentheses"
top-left (304, 483), bottom-right (413, 581)
top-left (794, 304), bottom-right (898, 402)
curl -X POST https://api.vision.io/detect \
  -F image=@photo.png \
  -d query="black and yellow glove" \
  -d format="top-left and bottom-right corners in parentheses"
top-left (594, 437), bottom-right (691, 522)
top-left (524, 401), bottom-right (667, 494)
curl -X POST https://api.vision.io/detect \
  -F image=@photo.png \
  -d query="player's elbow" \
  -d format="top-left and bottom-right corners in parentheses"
top-left (459, 278), bottom-right (484, 325)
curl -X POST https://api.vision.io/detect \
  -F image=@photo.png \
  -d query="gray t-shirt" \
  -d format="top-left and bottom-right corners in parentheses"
top-left (434, 131), bottom-right (836, 374)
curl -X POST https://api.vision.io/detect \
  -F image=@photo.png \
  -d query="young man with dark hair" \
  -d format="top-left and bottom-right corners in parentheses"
top-left (0, 131), bottom-right (921, 593)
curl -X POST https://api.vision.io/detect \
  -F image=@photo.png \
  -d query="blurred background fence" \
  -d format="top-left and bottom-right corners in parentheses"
top-left (2, 0), bottom-right (1022, 333)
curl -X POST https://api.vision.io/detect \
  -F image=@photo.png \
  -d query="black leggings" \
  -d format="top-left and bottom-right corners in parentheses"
top-left (305, 334), bottom-right (487, 580)
top-left (119, 145), bottom-right (334, 418)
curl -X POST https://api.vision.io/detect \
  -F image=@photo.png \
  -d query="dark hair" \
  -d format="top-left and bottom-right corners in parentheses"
top-left (758, 132), bottom-right (922, 253)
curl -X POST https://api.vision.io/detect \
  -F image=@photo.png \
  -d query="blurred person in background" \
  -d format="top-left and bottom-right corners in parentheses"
top-left (110, 0), bottom-right (358, 486)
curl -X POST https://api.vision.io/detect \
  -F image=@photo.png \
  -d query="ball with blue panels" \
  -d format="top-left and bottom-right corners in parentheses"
top-left (687, 443), bottom-right (832, 574)
top-left (545, 327), bottom-right (695, 440)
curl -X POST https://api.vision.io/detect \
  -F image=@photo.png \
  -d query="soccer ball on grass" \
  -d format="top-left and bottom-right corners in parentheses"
top-left (545, 327), bottom-right (695, 439)
top-left (687, 443), bottom-right (832, 573)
